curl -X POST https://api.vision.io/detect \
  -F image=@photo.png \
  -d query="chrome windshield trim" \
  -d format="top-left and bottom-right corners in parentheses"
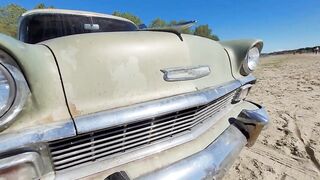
top-left (75, 80), bottom-right (241, 134)
top-left (0, 121), bottom-right (75, 154)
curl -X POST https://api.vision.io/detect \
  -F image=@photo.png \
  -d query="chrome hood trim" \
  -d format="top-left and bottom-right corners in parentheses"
top-left (160, 65), bottom-right (211, 82)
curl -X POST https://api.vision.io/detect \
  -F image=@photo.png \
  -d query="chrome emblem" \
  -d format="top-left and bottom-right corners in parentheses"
top-left (161, 65), bottom-right (211, 82)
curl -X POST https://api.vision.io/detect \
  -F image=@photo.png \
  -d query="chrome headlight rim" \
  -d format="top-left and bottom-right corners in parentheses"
top-left (241, 46), bottom-right (261, 75)
top-left (0, 50), bottom-right (29, 131)
top-left (0, 64), bottom-right (16, 118)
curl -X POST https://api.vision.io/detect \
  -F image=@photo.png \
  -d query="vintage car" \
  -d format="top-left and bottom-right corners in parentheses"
top-left (0, 9), bottom-right (269, 180)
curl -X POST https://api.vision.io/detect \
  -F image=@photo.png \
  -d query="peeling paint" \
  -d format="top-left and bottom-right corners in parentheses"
top-left (0, 35), bottom-right (72, 134)
top-left (43, 32), bottom-right (233, 118)
top-left (69, 103), bottom-right (81, 116)
top-left (42, 115), bottom-right (54, 123)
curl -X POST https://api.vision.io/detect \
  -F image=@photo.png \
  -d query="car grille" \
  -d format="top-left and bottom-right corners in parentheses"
top-left (48, 91), bottom-right (236, 171)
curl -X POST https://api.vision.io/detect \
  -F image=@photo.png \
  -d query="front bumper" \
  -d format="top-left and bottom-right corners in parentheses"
top-left (135, 102), bottom-right (269, 180)
top-left (137, 125), bottom-right (246, 180)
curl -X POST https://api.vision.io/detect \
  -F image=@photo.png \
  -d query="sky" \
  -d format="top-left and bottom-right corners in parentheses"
top-left (1, 0), bottom-right (320, 52)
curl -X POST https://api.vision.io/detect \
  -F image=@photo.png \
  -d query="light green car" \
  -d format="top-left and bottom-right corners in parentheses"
top-left (0, 9), bottom-right (269, 180)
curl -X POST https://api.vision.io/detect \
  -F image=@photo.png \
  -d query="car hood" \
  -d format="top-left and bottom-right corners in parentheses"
top-left (42, 31), bottom-right (234, 119)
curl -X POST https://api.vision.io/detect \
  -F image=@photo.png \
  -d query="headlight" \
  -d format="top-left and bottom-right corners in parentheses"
top-left (242, 47), bottom-right (260, 75)
top-left (0, 64), bottom-right (15, 117)
top-left (0, 50), bottom-right (29, 131)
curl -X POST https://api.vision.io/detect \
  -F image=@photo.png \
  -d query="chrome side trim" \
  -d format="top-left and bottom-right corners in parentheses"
top-left (0, 121), bottom-right (75, 154)
top-left (75, 80), bottom-right (240, 134)
top-left (137, 125), bottom-right (247, 180)
top-left (160, 65), bottom-right (211, 82)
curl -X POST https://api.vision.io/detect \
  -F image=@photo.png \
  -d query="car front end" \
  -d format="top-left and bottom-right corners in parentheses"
top-left (0, 9), bottom-right (269, 180)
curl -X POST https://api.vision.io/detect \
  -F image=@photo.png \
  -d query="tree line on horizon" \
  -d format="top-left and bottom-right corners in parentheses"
top-left (0, 3), bottom-right (219, 41)
top-left (112, 11), bottom-right (219, 41)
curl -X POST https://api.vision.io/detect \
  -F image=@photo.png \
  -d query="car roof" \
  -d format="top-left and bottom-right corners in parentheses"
top-left (21, 9), bottom-right (135, 24)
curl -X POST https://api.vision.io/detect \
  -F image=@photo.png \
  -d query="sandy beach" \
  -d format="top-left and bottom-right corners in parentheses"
top-left (225, 54), bottom-right (320, 180)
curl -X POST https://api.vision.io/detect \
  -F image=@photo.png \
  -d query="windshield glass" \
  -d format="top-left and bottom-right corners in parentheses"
top-left (19, 14), bottom-right (137, 44)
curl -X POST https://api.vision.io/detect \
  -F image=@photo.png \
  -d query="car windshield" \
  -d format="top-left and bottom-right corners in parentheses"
top-left (19, 14), bottom-right (137, 44)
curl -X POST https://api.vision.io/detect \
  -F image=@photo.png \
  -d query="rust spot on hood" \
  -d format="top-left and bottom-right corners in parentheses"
top-left (69, 103), bottom-right (81, 116)
top-left (42, 115), bottom-right (54, 123)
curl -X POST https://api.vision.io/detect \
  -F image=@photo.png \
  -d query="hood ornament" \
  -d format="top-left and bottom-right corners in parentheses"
top-left (161, 65), bottom-right (211, 82)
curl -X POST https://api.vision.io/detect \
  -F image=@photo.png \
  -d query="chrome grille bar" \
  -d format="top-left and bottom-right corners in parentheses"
top-left (49, 90), bottom-right (236, 171)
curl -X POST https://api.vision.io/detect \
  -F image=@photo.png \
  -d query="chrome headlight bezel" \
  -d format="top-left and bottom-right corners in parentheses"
top-left (0, 63), bottom-right (16, 117)
top-left (0, 50), bottom-right (29, 131)
top-left (241, 46), bottom-right (261, 75)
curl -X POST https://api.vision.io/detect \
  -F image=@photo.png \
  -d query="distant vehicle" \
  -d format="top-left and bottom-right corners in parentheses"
top-left (0, 9), bottom-right (269, 179)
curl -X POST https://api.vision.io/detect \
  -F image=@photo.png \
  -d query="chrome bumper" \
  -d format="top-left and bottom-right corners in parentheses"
top-left (136, 102), bottom-right (269, 180)
top-left (136, 125), bottom-right (246, 180)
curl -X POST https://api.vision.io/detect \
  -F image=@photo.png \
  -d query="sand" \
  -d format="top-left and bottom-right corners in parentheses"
top-left (225, 54), bottom-right (320, 180)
